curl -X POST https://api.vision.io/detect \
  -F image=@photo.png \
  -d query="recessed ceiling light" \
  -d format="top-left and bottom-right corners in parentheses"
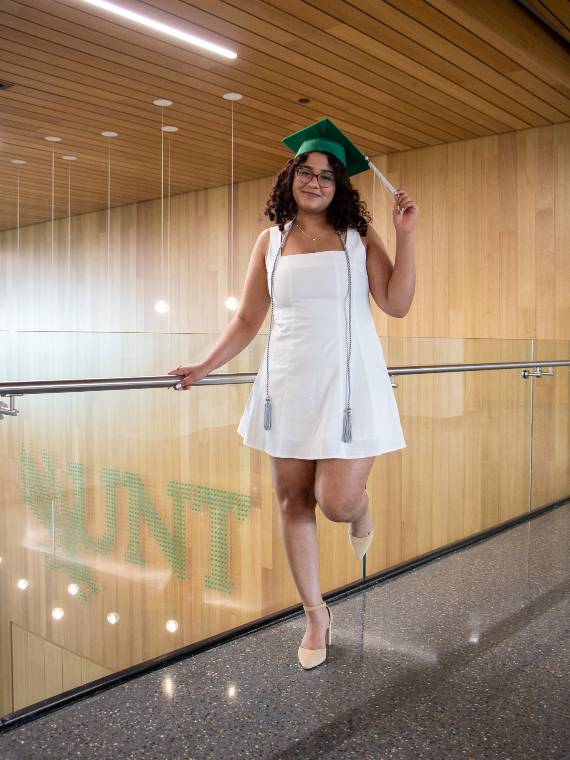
top-left (62, 155), bottom-right (77, 160)
top-left (78, 0), bottom-right (237, 59)
top-left (101, 131), bottom-right (118, 137)
top-left (223, 92), bottom-right (242, 101)
top-left (11, 159), bottom-right (27, 165)
top-left (161, 125), bottom-right (178, 132)
top-left (153, 98), bottom-right (173, 107)
top-left (45, 136), bottom-right (62, 142)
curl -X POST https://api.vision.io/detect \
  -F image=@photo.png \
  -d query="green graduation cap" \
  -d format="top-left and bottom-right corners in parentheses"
top-left (282, 117), bottom-right (369, 177)
top-left (282, 117), bottom-right (398, 193)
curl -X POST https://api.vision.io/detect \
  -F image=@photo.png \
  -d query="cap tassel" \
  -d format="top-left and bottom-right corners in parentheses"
top-left (366, 158), bottom-right (398, 195)
top-left (342, 406), bottom-right (352, 443)
top-left (264, 396), bottom-right (272, 430)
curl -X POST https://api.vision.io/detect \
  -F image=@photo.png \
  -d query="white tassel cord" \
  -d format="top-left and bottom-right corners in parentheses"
top-left (366, 158), bottom-right (398, 196)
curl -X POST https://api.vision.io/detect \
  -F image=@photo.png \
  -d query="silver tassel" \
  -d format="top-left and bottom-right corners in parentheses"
top-left (264, 396), bottom-right (272, 430)
top-left (264, 221), bottom-right (294, 434)
top-left (342, 406), bottom-right (352, 442)
top-left (340, 229), bottom-right (352, 443)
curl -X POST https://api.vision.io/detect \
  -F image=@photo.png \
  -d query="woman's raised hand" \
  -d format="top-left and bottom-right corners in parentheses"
top-left (393, 189), bottom-right (419, 234)
top-left (167, 362), bottom-right (210, 391)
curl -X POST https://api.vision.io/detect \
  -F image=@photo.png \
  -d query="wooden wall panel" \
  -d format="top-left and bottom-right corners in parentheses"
top-left (1, 123), bottom-right (569, 339)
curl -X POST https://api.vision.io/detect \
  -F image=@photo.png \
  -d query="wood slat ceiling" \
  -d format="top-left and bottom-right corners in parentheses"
top-left (1, 0), bottom-right (569, 231)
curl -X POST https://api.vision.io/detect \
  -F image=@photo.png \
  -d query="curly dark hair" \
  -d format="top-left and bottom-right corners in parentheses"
top-left (264, 152), bottom-right (371, 236)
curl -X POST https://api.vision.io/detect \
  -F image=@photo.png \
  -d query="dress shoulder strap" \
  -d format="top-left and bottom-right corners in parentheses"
top-left (347, 225), bottom-right (366, 254)
top-left (346, 226), bottom-right (359, 248)
top-left (266, 222), bottom-right (292, 272)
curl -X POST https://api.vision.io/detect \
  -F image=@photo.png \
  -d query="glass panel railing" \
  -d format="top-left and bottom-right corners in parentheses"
top-left (361, 337), bottom-right (535, 578)
top-left (0, 331), bottom-right (567, 720)
top-left (0, 330), bottom-right (366, 718)
top-left (531, 339), bottom-right (570, 510)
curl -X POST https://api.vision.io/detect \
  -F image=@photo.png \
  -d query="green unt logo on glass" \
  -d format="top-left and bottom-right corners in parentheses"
top-left (20, 445), bottom-right (252, 598)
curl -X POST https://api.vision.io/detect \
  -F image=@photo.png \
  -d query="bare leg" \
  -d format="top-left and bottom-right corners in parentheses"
top-left (276, 495), bottom-right (320, 604)
top-left (315, 456), bottom-right (376, 532)
top-left (271, 457), bottom-right (330, 650)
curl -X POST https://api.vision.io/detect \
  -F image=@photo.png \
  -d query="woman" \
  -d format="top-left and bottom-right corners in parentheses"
top-left (169, 119), bottom-right (418, 670)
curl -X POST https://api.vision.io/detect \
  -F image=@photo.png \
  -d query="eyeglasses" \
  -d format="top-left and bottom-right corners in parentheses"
top-left (294, 166), bottom-right (336, 188)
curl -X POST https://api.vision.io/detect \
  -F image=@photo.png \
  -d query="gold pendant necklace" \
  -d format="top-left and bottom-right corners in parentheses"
top-left (296, 222), bottom-right (324, 242)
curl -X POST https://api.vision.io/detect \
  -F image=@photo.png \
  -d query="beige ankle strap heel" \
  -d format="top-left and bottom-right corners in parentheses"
top-left (348, 526), bottom-right (374, 560)
top-left (303, 601), bottom-right (327, 612)
top-left (348, 485), bottom-right (374, 560)
top-left (298, 601), bottom-right (333, 670)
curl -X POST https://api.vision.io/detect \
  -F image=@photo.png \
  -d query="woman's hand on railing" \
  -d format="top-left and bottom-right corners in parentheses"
top-left (167, 363), bottom-right (210, 391)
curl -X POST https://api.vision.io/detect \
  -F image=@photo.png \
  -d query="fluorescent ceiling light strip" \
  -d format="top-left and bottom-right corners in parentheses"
top-left (80, 0), bottom-right (237, 59)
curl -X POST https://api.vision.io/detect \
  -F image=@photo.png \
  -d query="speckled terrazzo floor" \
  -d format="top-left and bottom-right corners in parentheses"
top-left (1, 503), bottom-right (568, 760)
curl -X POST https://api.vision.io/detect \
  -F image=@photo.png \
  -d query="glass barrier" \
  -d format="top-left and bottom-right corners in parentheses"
top-left (363, 336), bottom-right (537, 577)
top-left (532, 340), bottom-right (570, 509)
top-left (0, 332), bottom-right (567, 720)
top-left (0, 330), bottom-right (364, 718)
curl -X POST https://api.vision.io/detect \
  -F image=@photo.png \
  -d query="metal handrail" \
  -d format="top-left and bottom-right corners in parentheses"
top-left (0, 360), bottom-right (568, 396)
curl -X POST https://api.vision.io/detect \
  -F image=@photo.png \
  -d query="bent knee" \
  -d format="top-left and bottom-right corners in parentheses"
top-left (318, 494), bottom-right (358, 523)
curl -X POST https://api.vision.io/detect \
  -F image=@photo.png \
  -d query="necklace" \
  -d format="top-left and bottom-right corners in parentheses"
top-left (295, 221), bottom-right (326, 242)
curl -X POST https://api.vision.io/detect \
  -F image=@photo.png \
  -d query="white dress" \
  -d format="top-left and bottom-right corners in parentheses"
top-left (237, 222), bottom-right (406, 459)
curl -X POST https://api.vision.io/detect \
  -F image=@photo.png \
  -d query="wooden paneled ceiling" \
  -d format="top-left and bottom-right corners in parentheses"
top-left (1, 0), bottom-right (569, 231)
